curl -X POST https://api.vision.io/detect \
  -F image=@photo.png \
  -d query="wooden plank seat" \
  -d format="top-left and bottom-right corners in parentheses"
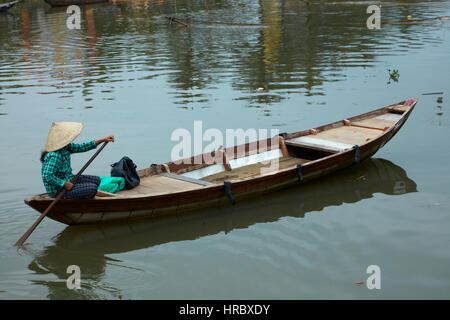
top-left (350, 118), bottom-right (396, 130)
top-left (309, 125), bottom-right (383, 146)
top-left (200, 157), bottom-right (309, 183)
top-left (286, 123), bottom-right (385, 153)
top-left (286, 136), bottom-right (355, 153)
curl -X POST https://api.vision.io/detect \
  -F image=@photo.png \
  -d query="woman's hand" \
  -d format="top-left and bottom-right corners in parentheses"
top-left (64, 181), bottom-right (74, 191)
top-left (95, 135), bottom-right (115, 145)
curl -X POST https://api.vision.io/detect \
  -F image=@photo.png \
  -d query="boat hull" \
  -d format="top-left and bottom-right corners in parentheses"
top-left (24, 99), bottom-right (417, 225)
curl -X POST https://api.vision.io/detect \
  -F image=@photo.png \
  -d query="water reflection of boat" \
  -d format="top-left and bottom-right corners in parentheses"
top-left (25, 99), bottom-right (417, 225)
top-left (44, 0), bottom-right (108, 7)
top-left (48, 158), bottom-right (417, 254)
top-left (0, 1), bottom-right (18, 13)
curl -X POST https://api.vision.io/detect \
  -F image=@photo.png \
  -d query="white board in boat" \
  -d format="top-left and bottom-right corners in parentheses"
top-left (180, 149), bottom-right (283, 179)
top-left (229, 149), bottom-right (282, 170)
top-left (287, 136), bottom-right (354, 152)
top-left (181, 163), bottom-right (226, 180)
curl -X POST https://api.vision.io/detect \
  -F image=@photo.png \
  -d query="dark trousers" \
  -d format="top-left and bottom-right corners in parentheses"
top-left (62, 175), bottom-right (101, 200)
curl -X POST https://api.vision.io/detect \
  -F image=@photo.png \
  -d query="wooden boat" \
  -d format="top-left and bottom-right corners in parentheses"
top-left (0, 1), bottom-right (18, 13)
top-left (44, 0), bottom-right (108, 7)
top-left (24, 98), bottom-right (418, 225)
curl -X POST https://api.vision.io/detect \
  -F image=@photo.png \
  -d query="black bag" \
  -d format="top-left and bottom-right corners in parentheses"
top-left (111, 156), bottom-right (140, 190)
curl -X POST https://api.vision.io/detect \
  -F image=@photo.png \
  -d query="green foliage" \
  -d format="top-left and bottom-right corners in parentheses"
top-left (388, 69), bottom-right (400, 84)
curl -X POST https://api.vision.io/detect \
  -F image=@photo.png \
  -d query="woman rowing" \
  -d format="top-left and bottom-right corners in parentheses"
top-left (40, 122), bottom-right (114, 199)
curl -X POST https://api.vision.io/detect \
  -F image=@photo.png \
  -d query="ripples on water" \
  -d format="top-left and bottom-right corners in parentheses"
top-left (1, 0), bottom-right (450, 299)
top-left (1, 0), bottom-right (449, 108)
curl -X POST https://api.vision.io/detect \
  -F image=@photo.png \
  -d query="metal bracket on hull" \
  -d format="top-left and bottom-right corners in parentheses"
top-left (224, 181), bottom-right (236, 205)
top-left (296, 164), bottom-right (303, 183)
top-left (353, 145), bottom-right (360, 163)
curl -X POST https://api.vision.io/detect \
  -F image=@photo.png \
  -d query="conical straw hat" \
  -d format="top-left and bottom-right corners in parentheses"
top-left (45, 122), bottom-right (83, 152)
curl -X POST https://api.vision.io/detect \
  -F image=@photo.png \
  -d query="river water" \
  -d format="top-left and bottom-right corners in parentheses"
top-left (0, 0), bottom-right (449, 299)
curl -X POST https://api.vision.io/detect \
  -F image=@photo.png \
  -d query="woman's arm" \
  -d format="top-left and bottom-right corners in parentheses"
top-left (95, 135), bottom-right (115, 146)
top-left (67, 135), bottom-right (115, 153)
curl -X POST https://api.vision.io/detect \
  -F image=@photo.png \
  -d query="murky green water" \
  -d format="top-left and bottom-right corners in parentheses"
top-left (1, 0), bottom-right (450, 299)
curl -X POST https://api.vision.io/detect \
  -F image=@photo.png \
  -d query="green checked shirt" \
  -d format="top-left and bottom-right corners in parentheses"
top-left (41, 141), bottom-right (97, 196)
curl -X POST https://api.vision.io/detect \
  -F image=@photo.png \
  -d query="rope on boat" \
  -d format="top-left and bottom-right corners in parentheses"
top-left (296, 164), bottom-right (303, 183)
top-left (353, 145), bottom-right (360, 163)
top-left (224, 181), bottom-right (235, 205)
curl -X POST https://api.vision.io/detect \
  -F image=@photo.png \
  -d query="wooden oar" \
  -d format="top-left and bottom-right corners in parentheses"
top-left (14, 141), bottom-right (109, 247)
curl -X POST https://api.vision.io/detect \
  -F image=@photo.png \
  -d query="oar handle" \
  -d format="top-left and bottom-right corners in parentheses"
top-left (14, 141), bottom-right (109, 247)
